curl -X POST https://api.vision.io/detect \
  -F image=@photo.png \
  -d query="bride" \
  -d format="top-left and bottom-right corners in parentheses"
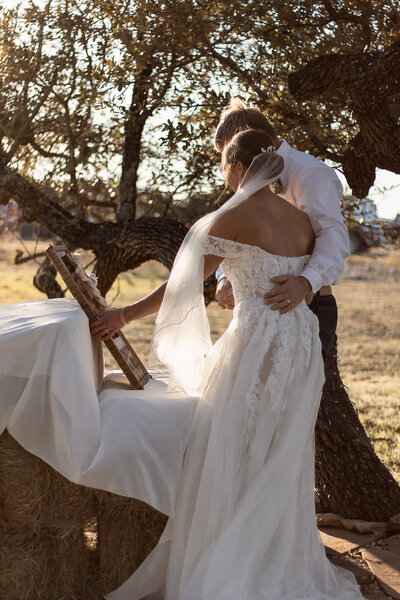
top-left (90, 128), bottom-right (364, 600)
top-left (0, 128), bottom-right (365, 600)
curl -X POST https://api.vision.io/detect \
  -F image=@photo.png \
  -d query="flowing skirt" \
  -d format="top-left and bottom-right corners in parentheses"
top-left (107, 299), bottom-right (364, 600)
top-left (0, 298), bottom-right (196, 516)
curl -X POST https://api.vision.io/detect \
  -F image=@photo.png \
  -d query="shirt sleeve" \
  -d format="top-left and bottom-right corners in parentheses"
top-left (215, 266), bottom-right (226, 282)
top-left (292, 165), bottom-right (350, 293)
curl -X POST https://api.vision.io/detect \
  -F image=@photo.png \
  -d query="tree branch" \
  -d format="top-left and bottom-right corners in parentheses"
top-left (0, 165), bottom-right (96, 247)
top-left (288, 35), bottom-right (400, 197)
top-left (288, 37), bottom-right (400, 102)
top-left (14, 249), bottom-right (46, 265)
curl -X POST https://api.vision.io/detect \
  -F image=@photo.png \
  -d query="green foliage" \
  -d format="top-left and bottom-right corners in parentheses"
top-left (0, 0), bottom-right (399, 224)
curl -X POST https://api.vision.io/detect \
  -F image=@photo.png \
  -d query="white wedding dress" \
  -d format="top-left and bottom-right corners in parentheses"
top-left (0, 234), bottom-right (365, 600)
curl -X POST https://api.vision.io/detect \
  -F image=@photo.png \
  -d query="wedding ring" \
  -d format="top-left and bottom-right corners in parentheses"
top-left (286, 299), bottom-right (291, 304)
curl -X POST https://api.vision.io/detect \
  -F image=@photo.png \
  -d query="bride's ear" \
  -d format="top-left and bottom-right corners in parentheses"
top-left (237, 162), bottom-right (248, 187)
top-left (237, 162), bottom-right (245, 177)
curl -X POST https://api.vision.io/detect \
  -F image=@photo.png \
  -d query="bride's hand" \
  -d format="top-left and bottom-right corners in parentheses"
top-left (215, 278), bottom-right (235, 310)
top-left (90, 308), bottom-right (126, 341)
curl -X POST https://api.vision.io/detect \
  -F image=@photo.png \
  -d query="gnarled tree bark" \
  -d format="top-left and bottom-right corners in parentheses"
top-left (288, 37), bottom-right (400, 198)
top-left (315, 335), bottom-right (400, 520)
top-left (0, 165), bottom-right (188, 296)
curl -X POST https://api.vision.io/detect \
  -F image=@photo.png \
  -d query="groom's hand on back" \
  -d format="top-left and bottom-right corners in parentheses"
top-left (216, 278), bottom-right (235, 310)
top-left (264, 275), bottom-right (312, 314)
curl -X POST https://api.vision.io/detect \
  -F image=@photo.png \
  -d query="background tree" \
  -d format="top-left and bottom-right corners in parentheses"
top-left (0, 0), bottom-right (399, 519)
top-left (0, 0), bottom-right (198, 293)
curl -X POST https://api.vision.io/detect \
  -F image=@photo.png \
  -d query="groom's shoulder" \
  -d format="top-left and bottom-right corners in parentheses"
top-left (283, 141), bottom-right (335, 178)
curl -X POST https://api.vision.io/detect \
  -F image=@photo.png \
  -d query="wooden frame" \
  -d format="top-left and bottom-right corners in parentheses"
top-left (46, 244), bottom-right (150, 389)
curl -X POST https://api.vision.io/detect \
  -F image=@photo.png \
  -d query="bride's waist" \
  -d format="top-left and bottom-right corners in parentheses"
top-left (233, 294), bottom-right (308, 315)
top-left (233, 295), bottom-right (267, 314)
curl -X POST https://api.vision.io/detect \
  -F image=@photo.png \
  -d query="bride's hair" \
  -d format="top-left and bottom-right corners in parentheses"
top-left (221, 129), bottom-right (284, 180)
top-left (214, 98), bottom-right (276, 152)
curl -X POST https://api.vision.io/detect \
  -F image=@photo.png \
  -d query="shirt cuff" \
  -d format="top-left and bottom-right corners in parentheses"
top-left (215, 267), bottom-right (227, 283)
top-left (299, 266), bottom-right (323, 294)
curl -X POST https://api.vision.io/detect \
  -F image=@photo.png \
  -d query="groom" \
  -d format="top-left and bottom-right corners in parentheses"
top-left (214, 98), bottom-right (349, 358)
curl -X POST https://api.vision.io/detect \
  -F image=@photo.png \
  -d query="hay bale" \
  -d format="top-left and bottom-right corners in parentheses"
top-left (0, 432), bottom-right (100, 599)
top-left (96, 490), bottom-right (167, 593)
top-left (0, 432), bottom-right (167, 598)
top-left (0, 431), bottom-right (96, 530)
top-left (0, 431), bottom-right (47, 529)
top-left (0, 529), bottom-right (100, 600)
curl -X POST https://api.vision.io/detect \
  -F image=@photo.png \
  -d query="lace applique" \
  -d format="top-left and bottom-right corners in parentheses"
top-left (244, 320), bottom-right (279, 449)
top-left (266, 313), bottom-right (297, 412)
top-left (203, 235), bottom-right (249, 258)
top-left (300, 305), bottom-right (319, 371)
top-left (234, 304), bottom-right (260, 342)
top-left (208, 236), bottom-right (310, 343)
top-left (245, 377), bottom-right (265, 450)
top-left (302, 311), bottom-right (313, 370)
top-left (243, 318), bottom-right (295, 451)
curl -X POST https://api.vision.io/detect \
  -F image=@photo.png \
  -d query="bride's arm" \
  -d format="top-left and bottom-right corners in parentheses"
top-left (123, 281), bottom-right (168, 321)
top-left (122, 254), bottom-right (221, 319)
top-left (204, 254), bottom-right (225, 279)
top-left (90, 281), bottom-right (168, 340)
top-left (90, 255), bottom-right (222, 340)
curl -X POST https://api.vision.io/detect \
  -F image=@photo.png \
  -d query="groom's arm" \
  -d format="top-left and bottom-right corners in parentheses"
top-left (264, 165), bottom-right (349, 313)
top-left (294, 165), bottom-right (350, 293)
top-left (215, 266), bottom-right (226, 283)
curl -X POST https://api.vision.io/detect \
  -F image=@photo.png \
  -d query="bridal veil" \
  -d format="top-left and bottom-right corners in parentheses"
top-left (149, 151), bottom-right (284, 396)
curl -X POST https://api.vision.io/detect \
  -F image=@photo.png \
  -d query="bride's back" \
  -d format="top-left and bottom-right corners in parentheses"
top-left (212, 188), bottom-right (315, 259)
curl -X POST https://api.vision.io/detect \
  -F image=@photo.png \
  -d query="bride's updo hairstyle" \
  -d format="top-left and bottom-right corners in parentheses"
top-left (221, 128), bottom-right (284, 183)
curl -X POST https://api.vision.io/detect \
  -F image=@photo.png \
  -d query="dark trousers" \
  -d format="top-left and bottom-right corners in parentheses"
top-left (308, 294), bottom-right (338, 359)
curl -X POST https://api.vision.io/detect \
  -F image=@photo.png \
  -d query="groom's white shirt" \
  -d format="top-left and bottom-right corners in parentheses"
top-left (216, 140), bottom-right (350, 293)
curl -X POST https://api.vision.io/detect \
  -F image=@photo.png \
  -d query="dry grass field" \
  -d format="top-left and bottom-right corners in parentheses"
top-left (0, 235), bottom-right (398, 482)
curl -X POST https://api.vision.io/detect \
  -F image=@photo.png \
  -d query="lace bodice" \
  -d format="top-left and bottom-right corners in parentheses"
top-left (204, 234), bottom-right (310, 304)
top-left (203, 234), bottom-right (313, 342)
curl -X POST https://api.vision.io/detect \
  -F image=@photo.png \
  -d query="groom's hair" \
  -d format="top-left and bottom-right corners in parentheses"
top-left (214, 98), bottom-right (276, 152)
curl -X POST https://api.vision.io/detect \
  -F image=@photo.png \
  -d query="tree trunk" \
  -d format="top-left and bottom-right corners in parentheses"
top-left (118, 65), bottom-right (153, 224)
top-left (315, 334), bottom-right (400, 520)
top-left (93, 217), bottom-right (188, 295)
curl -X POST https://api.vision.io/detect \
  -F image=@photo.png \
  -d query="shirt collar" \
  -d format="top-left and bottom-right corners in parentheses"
top-left (275, 139), bottom-right (291, 158)
top-left (275, 139), bottom-right (291, 186)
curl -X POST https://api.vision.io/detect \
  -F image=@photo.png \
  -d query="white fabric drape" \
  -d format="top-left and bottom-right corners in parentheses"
top-left (0, 298), bottom-right (196, 516)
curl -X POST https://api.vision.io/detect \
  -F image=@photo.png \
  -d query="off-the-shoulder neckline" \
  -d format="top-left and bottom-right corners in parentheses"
top-left (206, 235), bottom-right (311, 260)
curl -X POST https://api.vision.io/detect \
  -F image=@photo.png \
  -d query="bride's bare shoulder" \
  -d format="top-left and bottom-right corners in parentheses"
top-left (208, 206), bottom-right (243, 241)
